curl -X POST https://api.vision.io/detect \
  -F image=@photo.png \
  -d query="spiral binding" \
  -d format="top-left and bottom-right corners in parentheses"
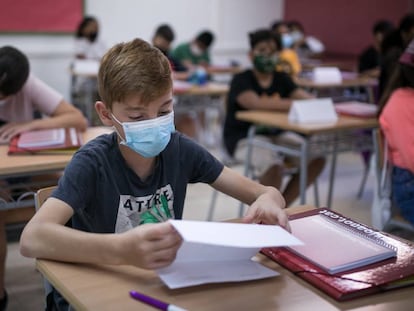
top-left (320, 212), bottom-right (397, 253)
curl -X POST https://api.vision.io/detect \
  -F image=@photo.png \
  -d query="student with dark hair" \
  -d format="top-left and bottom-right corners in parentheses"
top-left (287, 20), bottom-right (325, 58)
top-left (358, 20), bottom-right (395, 78)
top-left (379, 13), bottom-right (414, 97)
top-left (74, 15), bottom-right (107, 60)
top-left (270, 21), bottom-right (302, 76)
top-left (223, 29), bottom-right (325, 207)
top-left (19, 38), bottom-right (289, 310)
top-left (152, 24), bottom-right (187, 73)
top-left (171, 30), bottom-right (215, 70)
top-left (378, 39), bottom-right (414, 225)
top-left (0, 45), bottom-right (87, 311)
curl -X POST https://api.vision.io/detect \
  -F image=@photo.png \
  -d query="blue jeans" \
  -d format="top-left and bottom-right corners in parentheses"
top-left (392, 166), bottom-right (414, 225)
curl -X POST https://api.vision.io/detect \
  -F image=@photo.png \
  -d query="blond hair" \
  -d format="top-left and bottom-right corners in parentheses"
top-left (98, 38), bottom-right (172, 109)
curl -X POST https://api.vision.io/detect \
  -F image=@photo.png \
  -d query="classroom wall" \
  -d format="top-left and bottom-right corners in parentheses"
top-left (284, 0), bottom-right (413, 57)
top-left (0, 0), bottom-right (284, 101)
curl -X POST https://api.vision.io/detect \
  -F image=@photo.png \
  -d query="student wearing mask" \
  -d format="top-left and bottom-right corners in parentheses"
top-left (72, 16), bottom-right (107, 125)
top-left (270, 21), bottom-right (302, 76)
top-left (0, 45), bottom-right (87, 311)
top-left (223, 29), bottom-right (325, 207)
top-left (287, 20), bottom-right (325, 58)
top-left (74, 16), bottom-right (107, 60)
top-left (20, 38), bottom-right (289, 310)
top-left (171, 30), bottom-right (215, 70)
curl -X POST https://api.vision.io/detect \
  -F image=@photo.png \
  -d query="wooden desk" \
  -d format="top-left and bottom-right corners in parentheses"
top-left (0, 127), bottom-right (113, 212)
top-left (236, 111), bottom-right (378, 207)
top-left (0, 127), bottom-right (112, 178)
top-left (174, 81), bottom-right (229, 147)
top-left (173, 81), bottom-right (229, 97)
top-left (36, 205), bottom-right (414, 311)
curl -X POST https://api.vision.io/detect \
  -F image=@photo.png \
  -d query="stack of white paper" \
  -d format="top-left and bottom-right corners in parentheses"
top-left (157, 220), bottom-right (303, 289)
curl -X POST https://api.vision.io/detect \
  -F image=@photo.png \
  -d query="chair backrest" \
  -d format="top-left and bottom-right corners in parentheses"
top-left (34, 186), bottom-right (57, 211)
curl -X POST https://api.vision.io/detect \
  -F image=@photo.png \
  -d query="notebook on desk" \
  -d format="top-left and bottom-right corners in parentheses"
top-left (8, 128), bottom-right (83, 155)
top-left (261, 208), bottom-right (414, 301)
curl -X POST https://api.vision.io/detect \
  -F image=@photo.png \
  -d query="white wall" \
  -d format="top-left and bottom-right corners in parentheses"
top-left (0, 0), bottom-right (284, 101)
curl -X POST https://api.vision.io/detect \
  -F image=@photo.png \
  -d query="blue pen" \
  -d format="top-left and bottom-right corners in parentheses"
top-left (129, 290), bottom-right (188, 311)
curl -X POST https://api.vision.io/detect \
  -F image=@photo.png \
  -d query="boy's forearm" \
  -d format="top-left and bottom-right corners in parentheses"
top-left (20, 223), bottom-right (124, 265)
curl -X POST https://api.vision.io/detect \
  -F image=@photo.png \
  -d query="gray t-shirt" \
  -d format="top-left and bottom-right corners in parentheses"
top-left (52, 131), bottom-right (224, 233)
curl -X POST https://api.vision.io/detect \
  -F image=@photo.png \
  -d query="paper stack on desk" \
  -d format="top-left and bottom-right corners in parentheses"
top-left (157, 220), bottom-right (303, 289)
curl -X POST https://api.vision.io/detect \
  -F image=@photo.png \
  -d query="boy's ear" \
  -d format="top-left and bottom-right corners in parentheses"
top-left (95, 101), bottom-right (113, 126)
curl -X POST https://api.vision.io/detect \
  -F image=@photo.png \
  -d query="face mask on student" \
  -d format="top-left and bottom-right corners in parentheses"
top-left (281, 33), bottom-right (294, 48)
top-left (87, 32), bottom-right (98, 42)
top-left (190, 44), bottom-right (203, 56)
top-left (290, 31), bottom-right (304, 43)
top-left (253, 54), bottom-right (278, 73)
top-left (112, 111), bottom-right (175, 158)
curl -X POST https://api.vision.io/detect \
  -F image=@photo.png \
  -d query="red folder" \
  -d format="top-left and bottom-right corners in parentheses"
top-left (8, 128), bottom-right (83, 155)
top-left (261, 208), bottom-right (414, 301)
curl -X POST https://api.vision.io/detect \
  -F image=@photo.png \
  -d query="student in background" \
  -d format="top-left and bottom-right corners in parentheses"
top-left (171, 30), bottom-right (215, 70)
top-left (270, 21), bottom-right (302, 76)
top-left (19, 38), bottom-right (289, 310)
top-left (379, 13), bottom-right (414, 97)
top-left (0, 45), bottom-right (87, 311)
top-left (287, 20), bottom-right (325, 59)
top-left (378, 39), bottom-right (414, 225)
top-left (358, 20), bottom-right (395, 78)
top-left (73, 16), bottom-right (107, 125)
top-left (223, 29), bottom-right (325, 207)
top-left (74, 16), bottom-right (107, 60)
top-left (151, 24), bottom-right (188, 78)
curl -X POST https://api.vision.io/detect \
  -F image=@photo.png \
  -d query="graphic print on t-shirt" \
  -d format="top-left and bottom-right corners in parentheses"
top-left (115, 184), bottom-right (174, 233)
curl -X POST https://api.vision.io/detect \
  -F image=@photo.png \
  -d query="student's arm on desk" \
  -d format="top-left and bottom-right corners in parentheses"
top-left (211, 166), bottom-right (290, 231)
top-left (0, 99), bottom-right (87, 142)
top-left (237, 87), bottom-right (313, 112)
top-left (19, 198), bottom-right (182, 270)
top-left (237, 90), bottom-right (292, 111)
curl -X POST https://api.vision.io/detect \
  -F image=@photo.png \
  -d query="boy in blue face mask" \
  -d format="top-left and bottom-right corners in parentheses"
top-left (223, 29), bottom-right (326, 207)
top-left (20, 38), bottom-right (290, 310)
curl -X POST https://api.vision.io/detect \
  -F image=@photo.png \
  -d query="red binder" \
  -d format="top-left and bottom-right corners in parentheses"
top-left (8, 128), bottom-right (83, 155)
top-left (261, 208), bottom-right (414, 301)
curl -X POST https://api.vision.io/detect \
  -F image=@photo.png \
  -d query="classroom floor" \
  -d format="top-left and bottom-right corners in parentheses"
top-left (5, 150), bottom-right (414, 310)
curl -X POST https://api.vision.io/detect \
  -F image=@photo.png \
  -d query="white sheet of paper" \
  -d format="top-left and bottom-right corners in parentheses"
top-left (157, 220), bottom-right (303, 289)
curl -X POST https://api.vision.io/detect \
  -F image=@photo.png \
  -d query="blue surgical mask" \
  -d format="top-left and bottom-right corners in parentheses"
top-left (282, 33), bottom-right (294, 48)
top-left (290, 31), bottom-right (304, 43)
top-left (112, 111), bottom-right (175, 158)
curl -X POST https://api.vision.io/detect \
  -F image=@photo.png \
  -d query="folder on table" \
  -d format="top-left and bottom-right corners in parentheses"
top-left (261, 208), bottom-right (414, 301)
top-left (8, 128), bottom-right (83, 155)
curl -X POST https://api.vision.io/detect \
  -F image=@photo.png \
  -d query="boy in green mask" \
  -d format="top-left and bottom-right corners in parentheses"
top-left (223, 29), bottom-right (326, 207)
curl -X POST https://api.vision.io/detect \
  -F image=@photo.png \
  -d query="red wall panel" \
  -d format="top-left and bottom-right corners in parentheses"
top-left (284, 0), bottom-right (413, 56)
top-left (0, 0), bottom-right (83, 33)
